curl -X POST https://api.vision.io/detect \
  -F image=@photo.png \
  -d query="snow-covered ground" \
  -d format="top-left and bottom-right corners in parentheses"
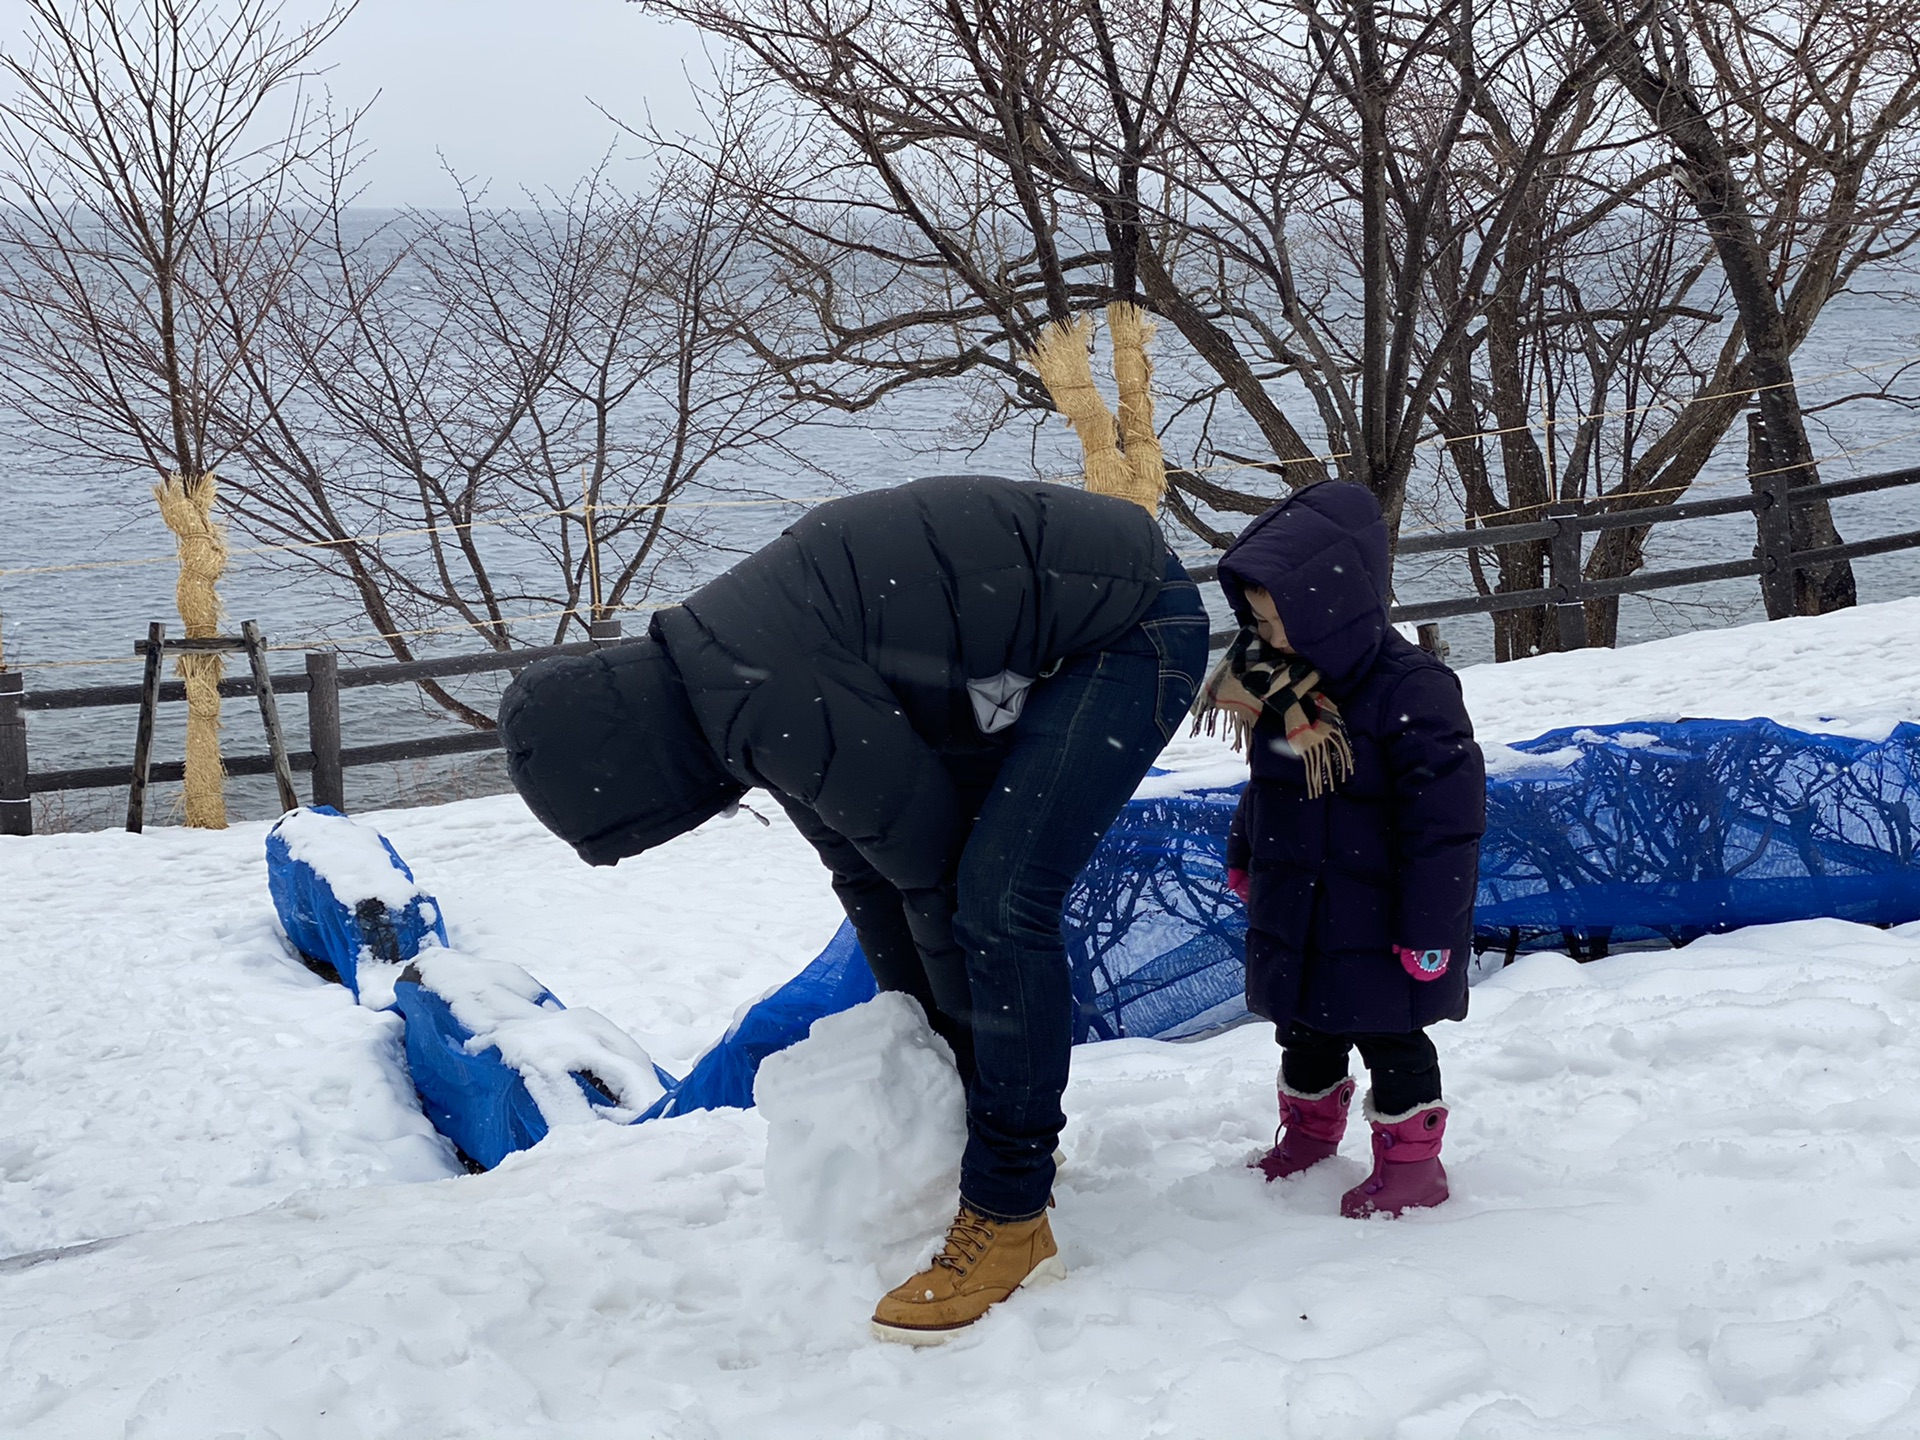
top-left (5, 601), bottom-right (1920, 1437)
top-left (1456, 594), bottom-right (1920, 744)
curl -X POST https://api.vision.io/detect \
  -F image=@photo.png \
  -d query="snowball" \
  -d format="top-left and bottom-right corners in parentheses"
top-left (753, 993), bottom-right (966, 1264)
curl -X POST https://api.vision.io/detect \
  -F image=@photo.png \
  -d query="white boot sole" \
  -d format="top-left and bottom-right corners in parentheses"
top-left (869, 1254), bottom-right (1067, 1346)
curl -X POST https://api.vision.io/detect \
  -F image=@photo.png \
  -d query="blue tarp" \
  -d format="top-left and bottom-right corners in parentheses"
top-left (270, 719), bottom-right (1920, 1166)
top-left (265, 806), bottom-right (447, 999)
top-left (640, 923), bottom-right (878, 1119)
top-left (389, 980), bottom-right (556, 1169)
top-left (267, 807), bottom-right (613, 1170)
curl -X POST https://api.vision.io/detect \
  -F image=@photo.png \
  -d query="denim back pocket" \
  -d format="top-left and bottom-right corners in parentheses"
top-left (1142, 607), bottom-right (1210, 741)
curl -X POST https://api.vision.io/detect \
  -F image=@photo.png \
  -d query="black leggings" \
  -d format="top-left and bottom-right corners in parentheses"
top-left (1280, 1021), bottom-right (1441, 1115)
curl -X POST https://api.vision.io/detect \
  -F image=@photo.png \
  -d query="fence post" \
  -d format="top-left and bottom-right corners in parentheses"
top-left (241, 620), bottom-right (299, 814)
top-left (306, 651), bottom-right (345, 812)
top-left (1748, 411), bottom-right (1795, 620)
top-left (0, 669), bottom-right (28, 837)
top-left (1546, 501), bottom-right (1588, 651)
top-left (1415, 622), bottom-right (1450, 664)
top-left (589, 616), bottom-right (623, 645)
top-left (127, 621), bottom-right (165, 834)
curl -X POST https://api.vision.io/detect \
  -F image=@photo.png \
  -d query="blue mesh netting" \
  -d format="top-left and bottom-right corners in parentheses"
top-left (1476, 719), bottom-right (1920, 955)
top-left (1064, 788), bottom-right (1247, 1043)
top-left (686, 719), bottom-right (1920, 1070)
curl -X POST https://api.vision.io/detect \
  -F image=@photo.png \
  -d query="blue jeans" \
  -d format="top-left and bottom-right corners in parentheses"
top-left (947, 553), bottom-right (1209, 1218)
top-left (776, 554), bottom-right (1208, 1219)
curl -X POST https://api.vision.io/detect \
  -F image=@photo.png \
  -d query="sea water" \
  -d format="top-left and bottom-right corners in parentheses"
top-left (2, 242), bottom-right (1916, 828)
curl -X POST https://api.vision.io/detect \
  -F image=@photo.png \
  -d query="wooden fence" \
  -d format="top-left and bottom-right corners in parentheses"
top-left (3, 460), bottom-right (1918, 838)
top-left (0, 635), bottom-right (617, 837)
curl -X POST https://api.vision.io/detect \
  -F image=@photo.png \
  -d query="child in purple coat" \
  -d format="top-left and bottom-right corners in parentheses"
top-left (1198, 481), bottom-right (1486, 1217)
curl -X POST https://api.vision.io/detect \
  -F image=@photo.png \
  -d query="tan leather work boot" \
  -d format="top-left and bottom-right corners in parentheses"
top-left (869, 1203), bottom-right (1065, 1345)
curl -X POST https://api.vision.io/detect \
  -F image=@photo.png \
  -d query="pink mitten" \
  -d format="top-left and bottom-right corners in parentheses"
top-left (1396, 945), bottom-right (1450, 981)
top-left (1226, 867), bottom-right (1251, 903)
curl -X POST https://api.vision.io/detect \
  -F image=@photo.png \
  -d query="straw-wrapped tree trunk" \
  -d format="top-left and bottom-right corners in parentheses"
top-left (152, 476), bottom-right (230, 825)
top-left (0, 0), bottom-right (356, 826)
top-left (1026, 305), bottom-right (1167, 515)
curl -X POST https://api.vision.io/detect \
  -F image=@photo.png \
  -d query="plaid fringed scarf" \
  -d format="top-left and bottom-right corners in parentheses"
top-left (1191, 628), bottom-right (1354, 797)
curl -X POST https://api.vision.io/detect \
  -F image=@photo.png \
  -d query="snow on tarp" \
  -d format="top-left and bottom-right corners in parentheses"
top-left (266, 805), bottom-right (446, 1000)
top-left (265, 808), bottom-right (670, 1169)
top-left (387, 980), bottom-right (554, 1171)
top-left (388, 953), bottom-right (672, 1170)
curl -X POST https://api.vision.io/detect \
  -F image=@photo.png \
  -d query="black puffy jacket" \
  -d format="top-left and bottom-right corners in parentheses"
top-left (501, 476), bottom-right (1167, 882)
top-left (1217, 481), bottom-right (1486, 1033)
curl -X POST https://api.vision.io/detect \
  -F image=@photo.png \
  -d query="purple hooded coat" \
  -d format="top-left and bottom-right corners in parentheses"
top-left (1217, 482), bottom-right (1486, 1034)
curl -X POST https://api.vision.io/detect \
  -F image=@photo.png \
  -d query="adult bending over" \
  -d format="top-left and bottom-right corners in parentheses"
top-left (498, 474), bottom-right (1208, 1343)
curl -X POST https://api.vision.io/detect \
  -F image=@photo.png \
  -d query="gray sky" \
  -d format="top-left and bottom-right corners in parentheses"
top-left (325, 0), bottom-right (703, 205)
top-left (0, 0), bottom-right (706, 206)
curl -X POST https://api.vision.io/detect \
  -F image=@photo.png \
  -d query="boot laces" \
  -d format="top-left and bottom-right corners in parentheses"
top-left (932, 1208), bottom-right (998, 1273)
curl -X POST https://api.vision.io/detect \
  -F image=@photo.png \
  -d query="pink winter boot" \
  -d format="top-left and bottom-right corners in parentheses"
top-left (1252, 1074), bottom-right (1356, 1181)
top-left (1341, 1097), bottom-right (1449, 1217)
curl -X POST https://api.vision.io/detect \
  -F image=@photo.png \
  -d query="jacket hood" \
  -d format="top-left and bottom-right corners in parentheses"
top-left (1216, 480), bottom-right (1391, 693)
top-left (498, 639), bottom-right (745, 867)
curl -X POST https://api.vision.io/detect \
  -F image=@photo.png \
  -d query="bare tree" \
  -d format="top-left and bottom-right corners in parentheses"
top-left (1152, 0), bottom-right (1613, 533)
top-left (1567, 0), bottom-right (1920, 616)
top-left (642, 0), bottom-right (1340, 485)
top-left (212, 154), bottom-right (819, 727)
top-left (0, 0), bottom-right (356, 824)
top-left (659, 0), bottom-right (1920, 662)
top-left (1409, 24), bottom-right (1727, 657)
top-left (1444, 0), bottom-right (1920, 648)
top-left (644, 0), bottom-right (1612, 534)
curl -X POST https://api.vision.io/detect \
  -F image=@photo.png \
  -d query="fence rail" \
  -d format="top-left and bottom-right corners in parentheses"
top-left (0, 639), bottom-right (605, 836)
top-left (4, 459), bottom-right (1919, 837)
top-left (1191, 460), bottom-right (1920, 646)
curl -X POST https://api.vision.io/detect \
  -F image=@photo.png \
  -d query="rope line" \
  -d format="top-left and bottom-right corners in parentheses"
top-left (4, 350), bottom-right (1917, 584)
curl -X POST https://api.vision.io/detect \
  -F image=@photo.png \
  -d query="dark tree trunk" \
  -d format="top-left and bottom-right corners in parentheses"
top-left (1571, 0), bottom-right (1855, 614)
